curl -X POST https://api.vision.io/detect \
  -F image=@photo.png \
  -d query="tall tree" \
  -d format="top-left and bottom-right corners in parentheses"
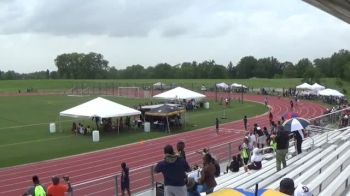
top-left (55, 52), bottom-right (109, 79)
top-left (295, 58), bottom-right (313, 78)
top-left (236, 56), bottom-right (257, 78)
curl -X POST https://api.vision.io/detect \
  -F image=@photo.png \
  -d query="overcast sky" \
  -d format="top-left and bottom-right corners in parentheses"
top-left (1, 0), bottom-right (350, 73)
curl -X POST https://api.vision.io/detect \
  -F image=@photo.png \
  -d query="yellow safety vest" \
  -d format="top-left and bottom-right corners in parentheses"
top-left (34, 185), bottom-right (46, 196)
top-left (241, 148), bottom-right (249, 158)
top-left (270, 141), bottom-right (277, 151)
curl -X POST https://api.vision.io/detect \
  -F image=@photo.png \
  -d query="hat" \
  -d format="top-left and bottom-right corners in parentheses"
top-left (294, 184), bottom-right (313, 196)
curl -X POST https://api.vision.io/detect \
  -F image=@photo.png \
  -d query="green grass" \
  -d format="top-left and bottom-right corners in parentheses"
top-left (0, 95), bottom-right (266, 168)
top-left (0, 78), bottom-right (348, 98)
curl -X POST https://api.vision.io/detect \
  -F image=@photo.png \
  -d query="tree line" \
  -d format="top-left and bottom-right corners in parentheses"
top-left (1, 49), bottom-right (350, 82)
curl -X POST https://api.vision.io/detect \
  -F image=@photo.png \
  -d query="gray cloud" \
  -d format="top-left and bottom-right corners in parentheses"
top-left (0, 0), bottom-right (192, 37)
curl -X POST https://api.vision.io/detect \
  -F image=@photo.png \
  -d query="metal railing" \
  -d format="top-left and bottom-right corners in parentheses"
top-left (70, 137), bottom-right (244, 195)
top-left (70, 107), bottom-right (350, 195)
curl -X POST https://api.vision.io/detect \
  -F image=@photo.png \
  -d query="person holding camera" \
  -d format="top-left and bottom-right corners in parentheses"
top-left (47, 176), bottom-right (72, 196)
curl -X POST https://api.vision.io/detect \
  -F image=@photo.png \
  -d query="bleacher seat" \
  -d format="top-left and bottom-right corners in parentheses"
top-left (242, 144), bottom-right (337, 190)
top-left (266, 141), bottom-right (350, 190)
top-left (308, 144), bottom-right (350, 195)
top-left (318, 162), bottom-right (350, 196)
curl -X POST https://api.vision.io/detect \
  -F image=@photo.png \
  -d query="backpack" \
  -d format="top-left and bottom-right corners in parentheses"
top-left (214, 160), bottom-right (220, 177)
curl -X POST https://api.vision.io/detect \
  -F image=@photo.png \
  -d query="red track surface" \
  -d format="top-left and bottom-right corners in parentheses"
top-left (0, 94), bottom-right (326, 196)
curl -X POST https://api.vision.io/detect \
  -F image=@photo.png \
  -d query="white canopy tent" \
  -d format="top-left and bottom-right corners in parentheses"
top-left (153, 82), bottom-right (166, 87)
top-left (311, 83), bottom-right (325, 90)
top-left (231, 83), bottom-right (247, 89)
top-left (318, 88), bottom-right (344, 97)
top-left (153, 87), bottom-right (206, 100)
top-left (60, 97), bottom-right (141, 118)
top-left (296, 83), bottom-right (313, 90)
top-left (216, 82), bottom-right (229, 89)
top-left (59, 97), bottom-right (141, 133)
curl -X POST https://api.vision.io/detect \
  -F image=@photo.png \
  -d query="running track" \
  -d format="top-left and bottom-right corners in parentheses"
top-left (0, 94), bottom-right (326, 195)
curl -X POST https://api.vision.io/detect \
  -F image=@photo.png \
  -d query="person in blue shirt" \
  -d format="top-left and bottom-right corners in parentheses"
top-left (155, 144), bottom-right (190, 196)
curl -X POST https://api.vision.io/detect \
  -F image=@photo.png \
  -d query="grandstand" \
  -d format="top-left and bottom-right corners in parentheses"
top-left (135, 126), bottom-right (350, 195)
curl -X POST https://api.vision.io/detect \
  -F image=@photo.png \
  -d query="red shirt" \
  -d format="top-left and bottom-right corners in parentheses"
top-left (47, 184), bottom-right (68, 196)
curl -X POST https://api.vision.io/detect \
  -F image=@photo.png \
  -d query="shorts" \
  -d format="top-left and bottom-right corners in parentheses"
top-left (258, 136), bottom-right (266, 145)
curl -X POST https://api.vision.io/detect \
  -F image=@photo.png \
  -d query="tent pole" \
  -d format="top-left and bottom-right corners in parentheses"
top-left (166, 116), bottom-right (170, 134)
top-left (118, 118), bottom-right (120, 135)
top-left (59, 115), bottom-right (62, 132)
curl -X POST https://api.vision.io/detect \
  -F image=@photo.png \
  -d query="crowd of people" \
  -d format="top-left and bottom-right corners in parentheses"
top-left (23, 175), bottom-right (72, 196)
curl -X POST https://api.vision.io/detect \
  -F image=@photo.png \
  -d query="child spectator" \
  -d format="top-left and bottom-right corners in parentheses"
top-left (239, 137), bottom-right (250, 165)
top-left (226, 155), bottom-right (239, 173)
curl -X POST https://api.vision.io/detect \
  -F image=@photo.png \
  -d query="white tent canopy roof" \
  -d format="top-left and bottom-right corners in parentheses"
top-left (60, 97), bottom-right (141, 118)
top-left (216, 82), bottom-right (229, 89)
top-left (231, 83), bottom-right (247, 88)
top-left (296, 83), bottom-right (312, 90)
top-left (153, 87), bottom-right (206, 100)
top-left (318, 88), bottom-right (344, 97)
top-left (153, 82), bottom-right (166, 86)
top-left (311, 83), bottom-right (325, 90)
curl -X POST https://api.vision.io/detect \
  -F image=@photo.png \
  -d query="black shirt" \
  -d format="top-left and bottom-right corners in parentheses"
top-left (276, 130), bottom-right (289, 150)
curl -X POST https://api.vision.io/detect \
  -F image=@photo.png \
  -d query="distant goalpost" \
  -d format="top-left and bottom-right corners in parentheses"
top-left (117, 87), bottom-right (140, 98)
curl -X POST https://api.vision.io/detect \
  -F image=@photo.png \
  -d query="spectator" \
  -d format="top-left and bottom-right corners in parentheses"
top-left (256, 127), bottom-right (266, 148)
top-left (248, 130), bottom-right (256, 151)
top-left (154, 144), bottom-right (190, 196)
top-left (294, 184), bottom-right (313, 196)
top-left (263, 127), bottom-right (270, 145)
top-left (197, 154), bottom-right (217, 194)
top-left (294, 130), bottom-right (304, 154)
top-left (270, 135), bottom-right (277, 153)
top-left (226, 155), bottom-right (239, 173)
top-left (269, 112), bottom-right (273, 125)
top-left (186, 177), bottom-right (200, 196)
top-left (281, 117), bottom-right (286, 124)
top-left (243, 115), bottom-right (248, 131)
top-left (279, 178), bottom-right (295, 195)
top-left (86, 125), bottom-right (92, 134)
top-left (244, 148), bottom-right (262, 172)
top-left (24, 175), bottom-right (47, 196)
top-left (290, 100), bottom-right (294, 111)
top-left (239, 137), bottom-right (250, 165)
top-left (271, 121), bottom-right (277, 135)
top-left (215, 118), bottom-right (219, 134)
top-left (236, 154), bottom-right (244, 167)
top-left (121, 162), bottom-right (131, 196)
top-left (275, 127), bottom-right (290, 171)
top-left (176, 141), bottom-right (186, 160)
top-left (47, 176), bottom-right (72, 196)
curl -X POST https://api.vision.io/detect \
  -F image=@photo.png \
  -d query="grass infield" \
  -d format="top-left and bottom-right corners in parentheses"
top-left (0, 95), bottom-right (266, 168)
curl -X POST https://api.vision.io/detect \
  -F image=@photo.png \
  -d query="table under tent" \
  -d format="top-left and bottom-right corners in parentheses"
top-left (145, 104), bottom-right (186, 133)
top-left (59, 97), bottom-right (141, 135)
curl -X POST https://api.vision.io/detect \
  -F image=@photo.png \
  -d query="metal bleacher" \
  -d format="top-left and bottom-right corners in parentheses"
top-left (211, 127), bottom-right (350, 196)
top-left (135, 126), bottom-right (350, 196)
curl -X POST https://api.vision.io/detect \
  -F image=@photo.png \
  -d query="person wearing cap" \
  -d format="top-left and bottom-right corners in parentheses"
top-left (24, 175), bottom-right (47, 196)
top-left (294, 184), bottom-right (313, 196)
top-left (279, 178), bottom-right (295, 195)
top-left (47, 176), bottom-right (72, 196)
